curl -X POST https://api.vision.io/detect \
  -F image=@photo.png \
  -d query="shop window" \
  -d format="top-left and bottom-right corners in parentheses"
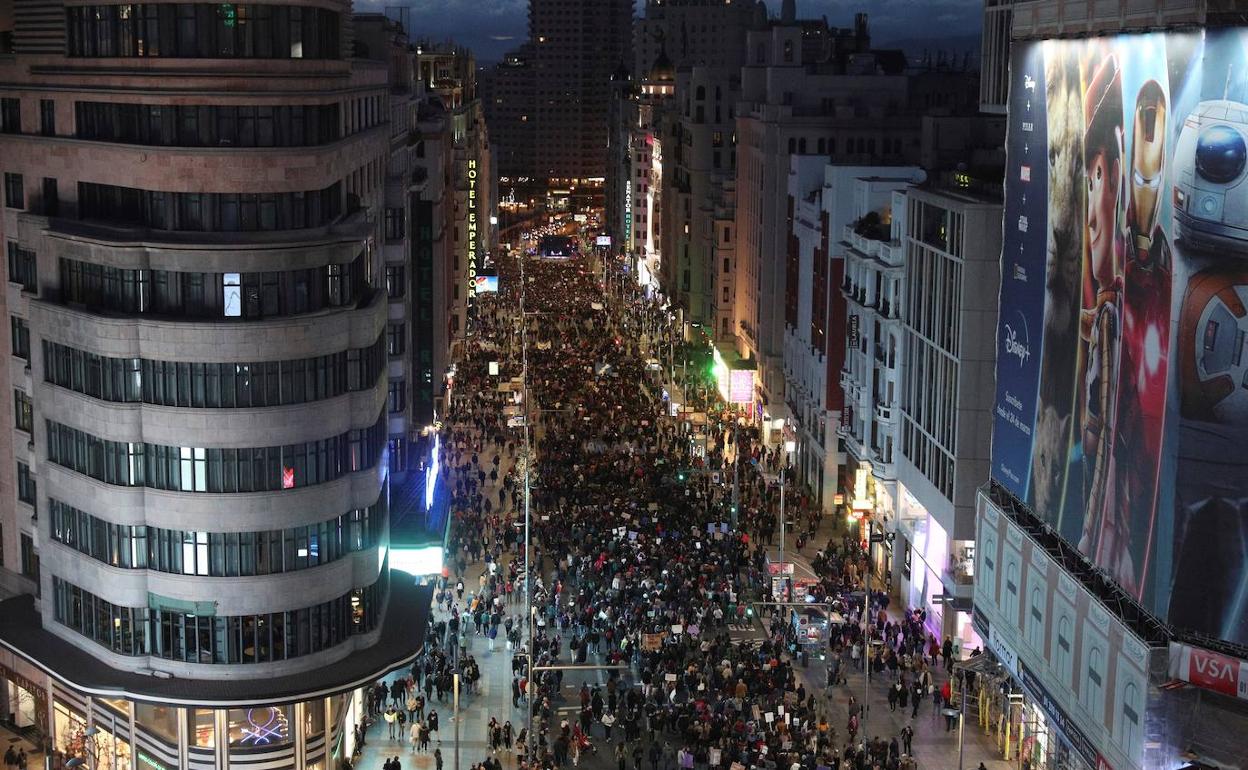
top-left (53, 700), bottom-right (87, 756)
top-left (227, 705), bottom-right (292, 748)
top-left (304, 699), bottom-right (325, 739)
top-left (189, 708), bottom-right (216, 748)
top-left (135, 702), bottom-right (180, 746)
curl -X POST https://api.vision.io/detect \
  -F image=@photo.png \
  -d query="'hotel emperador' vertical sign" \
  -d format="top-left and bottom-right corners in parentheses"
top-left (466, 159), bottom-right (479, 313)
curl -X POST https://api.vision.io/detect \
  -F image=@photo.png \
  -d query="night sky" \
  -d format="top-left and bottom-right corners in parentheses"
top-left (359, 0), bottom-right (983, 64)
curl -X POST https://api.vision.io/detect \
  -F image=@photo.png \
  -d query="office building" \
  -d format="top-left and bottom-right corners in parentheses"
top-left (0, 3), bottom-right (431, 767)
top-left (485, 0), bottom-right (631, 188)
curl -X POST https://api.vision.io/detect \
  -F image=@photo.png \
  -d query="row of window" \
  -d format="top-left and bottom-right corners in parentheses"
top-left (43, 334), bottom-right (384, 409)
top-left (6, 242), bottom-right (37, 291)
top-left (52, 576), bottom-right (382, 664)
top-left (78, 181), bottom-right (343, 233)
top-left (49, 495), bottom-right (384, 575)
top-left (59, 253), bottom-right (367, 319)
top-left (75, 101), bottom-right (341, 148)
top-left (45, 411), bottom-right (386, 493)
top-left (66, 4), bottom-right (340, 60)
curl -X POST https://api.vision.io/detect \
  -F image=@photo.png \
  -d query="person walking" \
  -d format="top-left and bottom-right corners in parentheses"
top-left (384, 706), bottom-right (398, 740)
top-left (900, 724), bottom-right (914, 756)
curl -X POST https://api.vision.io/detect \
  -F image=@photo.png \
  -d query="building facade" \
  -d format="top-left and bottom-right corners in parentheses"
top-left (732, 15), bottom-right (925, 443)
top-left (0, 3), bottom-right (430, 768)
top-left (975, 3), bottom-right (1248, 770)
top-left (893, 181), bottom-right (1001, 646)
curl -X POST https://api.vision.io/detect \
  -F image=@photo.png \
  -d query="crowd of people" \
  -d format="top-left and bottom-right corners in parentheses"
top-left (356, 245), bottom-right (972, 770)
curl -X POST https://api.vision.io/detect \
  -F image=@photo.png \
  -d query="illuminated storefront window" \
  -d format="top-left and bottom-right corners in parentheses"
top-left (189, 708), bottom-right (216, 748)
top-left (227, 705), bottom-right (292, 749)
top-left (53, 700), bottom-right (87, 756)
top-left (135, 703), bottom-right (179, 746)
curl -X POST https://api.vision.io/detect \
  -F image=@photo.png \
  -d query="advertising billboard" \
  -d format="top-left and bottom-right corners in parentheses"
top-left (474, 275), bottom-right (499, 293)
top-left (991, 29), bottom-right (1248, 644)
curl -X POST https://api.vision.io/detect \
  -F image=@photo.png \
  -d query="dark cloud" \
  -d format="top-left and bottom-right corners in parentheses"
top-left (357, 0), bottom-right (981, 63)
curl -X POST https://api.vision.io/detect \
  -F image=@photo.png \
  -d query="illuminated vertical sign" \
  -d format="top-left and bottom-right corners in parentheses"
top-left (624, 180), bottom-right (633, 247)
top-left (466, 159), bottom-right (479, 311)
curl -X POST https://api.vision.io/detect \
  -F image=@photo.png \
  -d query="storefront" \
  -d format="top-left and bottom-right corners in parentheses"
top-left (897, 484), bottom-right (982, 650)
top-left (0, 659), bottom-right (47, 740)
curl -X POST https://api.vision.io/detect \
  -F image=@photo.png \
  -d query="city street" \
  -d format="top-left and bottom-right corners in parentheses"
top-left (354, 245), bottom-right (1013, 770)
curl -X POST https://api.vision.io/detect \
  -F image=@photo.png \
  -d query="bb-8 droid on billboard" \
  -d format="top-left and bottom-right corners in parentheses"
top-left (1178, 269), bottom-right (1248, 426)
top-left (1173, 99), bottom-right (1248, 253)
top-left (1172, 99), bottom-right (1248, 427)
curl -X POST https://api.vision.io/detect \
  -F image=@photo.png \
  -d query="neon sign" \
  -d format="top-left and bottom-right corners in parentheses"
top-left (624, 180), bottom-right (632, 246)
top-left (466, 159), bottom-right (479, 308)
top-left (240, 707), bottom-right (289, 745)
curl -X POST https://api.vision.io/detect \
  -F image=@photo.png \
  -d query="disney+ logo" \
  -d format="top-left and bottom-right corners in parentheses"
top-left (1003, 313), bottom-right (1031, 368)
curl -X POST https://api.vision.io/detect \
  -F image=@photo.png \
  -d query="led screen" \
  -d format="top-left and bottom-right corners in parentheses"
top-left (991, 29), bottom-right (1248, 645)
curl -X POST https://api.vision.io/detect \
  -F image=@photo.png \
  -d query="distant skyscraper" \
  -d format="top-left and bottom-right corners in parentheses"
top-left (487, 0), bottom-right (632, 184)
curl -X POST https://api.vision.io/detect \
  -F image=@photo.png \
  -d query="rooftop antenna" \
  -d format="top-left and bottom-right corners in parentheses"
top-left (385, 5), bottom-right (410, 35)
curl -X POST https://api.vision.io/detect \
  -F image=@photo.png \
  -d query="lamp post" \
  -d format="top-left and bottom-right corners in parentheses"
top-left (453, 673), bottom-right (461, 770)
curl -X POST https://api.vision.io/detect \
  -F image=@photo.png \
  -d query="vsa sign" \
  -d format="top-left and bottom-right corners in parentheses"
top-left (1169, 642), bottom-right (1248, 700)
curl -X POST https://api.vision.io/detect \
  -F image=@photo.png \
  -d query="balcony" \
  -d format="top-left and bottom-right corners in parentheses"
top-left (874, 402), bottom-right (896, 424)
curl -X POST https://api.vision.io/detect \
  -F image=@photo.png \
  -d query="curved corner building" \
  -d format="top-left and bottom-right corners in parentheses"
top-left (0, 3), bottom-right (430, 768)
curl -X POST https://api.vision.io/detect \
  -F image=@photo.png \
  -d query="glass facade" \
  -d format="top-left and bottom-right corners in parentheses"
top-left (76, 181), bottom-right (343, 232)
top-left (42, 334), bottom-right (384, 407)
top-left (66, 4), bottom-right (341, 60)
top-left (45, 410), bottom-right (387, 492)
top-left (75, 101), bottom-right (341, 147)
top-left (58, 251), bottom-right (367, 319)
top-left (51, 576), bottom-right (384, 663)
top-left (49, 495), bottom-right (385, 574)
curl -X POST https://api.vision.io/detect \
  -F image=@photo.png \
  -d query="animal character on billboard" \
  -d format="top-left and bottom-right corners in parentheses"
top-left (1075, 53), bottom-right (1137, 595)
top-left (1111, 79), bottom-right (1172, 597)
top-left (1030, 45), bottom-right (1086, 519)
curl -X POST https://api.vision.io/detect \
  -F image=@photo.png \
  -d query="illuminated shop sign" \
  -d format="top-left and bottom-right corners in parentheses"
top-left (466, 159), bottom-right (479, 307)
top-left (624, 181), bottom-right (633, 245)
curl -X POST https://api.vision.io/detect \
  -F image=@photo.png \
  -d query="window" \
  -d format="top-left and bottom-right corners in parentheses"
top-left (1054, 612), bottom-right (1074, 687)
top-left (10, 316), bottom-right (29, 360)
top-left (384, 207), bottom-right (404, 241)
top-left (16, 461), bottom-right (35, 504)
top-left (52, 576), bottom-right (382, 663)
top-left (385, 264), bottom-right (405, 299)
top-left (46, 411), bottom-right (386, 493)
top-left (1027, 586), bottom-right (1044, 651)
top-left (20, 534), bottom-right (38, 583)
top-left (1118, 681), bottom-right (1142, 759)
top-left (66, 4), bottom-right (341, 60)
top-left (42, 178), bottom-right (58, 217)
top-left (77, 181), bottom-right (342, 232)
top-left (387, 379), bottom-right (405, 414)
top-left (386, 322), bottom-right (405, 356)
top-left (1002, 559), bottom-right (1019, 626)
top-left (1083, 643), bottom-right (1105, 721)
top-left (4, 173), bottom-right (24, 209)
top-left (49, 497), bottom-right (383, 576)
top-left (39, 100), bottom-right (55, 136)
top-left (0, 98), bottom-right (19, 134)
top-left (7, 242), bottom-right (37, 291)
top-left (13, 389), bottom-right (32, 432)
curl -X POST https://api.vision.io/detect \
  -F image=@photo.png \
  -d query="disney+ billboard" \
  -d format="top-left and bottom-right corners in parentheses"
top-left (991, 29), bottom-right (1248, 646)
